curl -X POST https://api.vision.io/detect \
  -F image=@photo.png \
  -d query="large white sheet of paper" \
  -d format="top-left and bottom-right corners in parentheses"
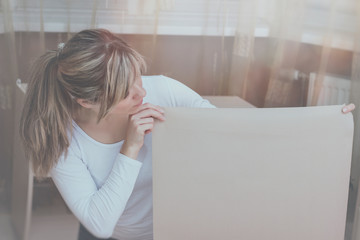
top-left (152, 106), bottom-right (354, 240)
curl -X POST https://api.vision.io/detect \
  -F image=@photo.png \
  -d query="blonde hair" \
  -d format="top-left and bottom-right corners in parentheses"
top-left (20, 29), bottom-right (146, 178)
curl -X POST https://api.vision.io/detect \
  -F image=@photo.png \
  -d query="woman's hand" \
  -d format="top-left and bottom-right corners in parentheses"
top-left (121, 103), bottom-right (165, 159)
top-left (342, 103), bottom-right (355, 114)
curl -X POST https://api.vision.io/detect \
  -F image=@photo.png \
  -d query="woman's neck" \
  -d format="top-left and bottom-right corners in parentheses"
top-left (74, 108), bottom-right (129, 144)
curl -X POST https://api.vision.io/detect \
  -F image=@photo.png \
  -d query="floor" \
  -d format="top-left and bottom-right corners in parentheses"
top-left (0, 206), bottom-right (356, 240)
top-left (0, 191), bottom-right (79, 240)
top-left (0, 214), bottom-right (17, 240)
top-left (0, 213), bottom-right (78, 240)
top-left (28, 195), bottom-right (79, 240)
top-left (0, 190), bottom-right (356, 240)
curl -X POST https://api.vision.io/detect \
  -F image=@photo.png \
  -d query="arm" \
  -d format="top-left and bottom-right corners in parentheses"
top-left (51, 148), bottom-right (142, 238)
top-left (51, 104), bottom-right (165, 238)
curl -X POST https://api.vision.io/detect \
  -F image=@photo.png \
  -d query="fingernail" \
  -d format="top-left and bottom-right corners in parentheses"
top-left (342, 108), bottom-right (347, 113)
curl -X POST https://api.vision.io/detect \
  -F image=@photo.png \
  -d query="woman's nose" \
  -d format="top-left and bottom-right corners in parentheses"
top-left (133, 83), bottom-right (146, 99)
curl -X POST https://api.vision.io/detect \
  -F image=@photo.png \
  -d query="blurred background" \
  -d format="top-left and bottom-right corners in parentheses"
top-left (0, 0), bottom-right (359, 239)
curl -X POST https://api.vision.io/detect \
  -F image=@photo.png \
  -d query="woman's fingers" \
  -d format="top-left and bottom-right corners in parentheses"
top-left (138, 123), bottom-right (154, 134)
top-left (136, 103), bottom-right (164, 115)
top-left (134, 117), bottom-right (154, 125)
top-left (120, 104), bottom-right (165, 159)
top-left (342, 103), bottom-right (355, 113)
top-left (132, 103), bottom-right (165, 121)
top-left (132, 109), bottom-right (165, 121)
top-left (134, 118), bottom-right (155, 134)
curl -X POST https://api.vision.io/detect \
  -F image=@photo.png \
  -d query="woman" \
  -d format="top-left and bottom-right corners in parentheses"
top-left (20, 29), bottom-right (215, 240)
top-left (20, 29), bottom-right (355, 240)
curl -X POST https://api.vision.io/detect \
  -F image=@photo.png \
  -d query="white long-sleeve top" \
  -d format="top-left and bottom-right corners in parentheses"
top-left (50, 75), bottom-right (215, 240)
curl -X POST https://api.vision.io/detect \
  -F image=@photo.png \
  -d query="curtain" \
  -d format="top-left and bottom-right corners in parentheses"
top-left (1, 0), bottom-right (359, 239)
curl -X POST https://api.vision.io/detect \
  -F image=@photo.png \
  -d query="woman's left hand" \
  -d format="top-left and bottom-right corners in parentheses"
top-left (342, 103), bottom-right (355, 113)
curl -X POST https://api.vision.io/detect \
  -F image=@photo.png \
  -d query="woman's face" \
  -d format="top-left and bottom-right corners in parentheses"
top-left (76, 74), bottom-right (146, 120)
top-left (110, 74), bottom-right (147, 115)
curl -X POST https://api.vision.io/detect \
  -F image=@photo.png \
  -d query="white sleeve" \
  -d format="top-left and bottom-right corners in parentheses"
top-left (161, 75), bottom-right (216, 108)
top-left (50, 147), bottom-right (142, 238)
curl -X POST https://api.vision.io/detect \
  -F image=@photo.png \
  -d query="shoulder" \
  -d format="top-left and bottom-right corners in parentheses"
top-left (141, 75), bottom-right (178, 107)
top-left (142, 75), bottom-right (215, 108)
top-left (142, 75), bottom-right (181, 94)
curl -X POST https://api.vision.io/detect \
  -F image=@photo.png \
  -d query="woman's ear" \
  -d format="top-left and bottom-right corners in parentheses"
top-left (76, 99), bottom-right (96, 109)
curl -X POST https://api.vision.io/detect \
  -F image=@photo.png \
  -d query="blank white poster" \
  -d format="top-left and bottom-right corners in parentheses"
top-left (152, 106), bottom-right (354, 240)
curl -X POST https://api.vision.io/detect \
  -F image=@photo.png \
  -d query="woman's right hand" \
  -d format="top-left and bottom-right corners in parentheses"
top-left (120, 103), bottom-right (165, 159)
